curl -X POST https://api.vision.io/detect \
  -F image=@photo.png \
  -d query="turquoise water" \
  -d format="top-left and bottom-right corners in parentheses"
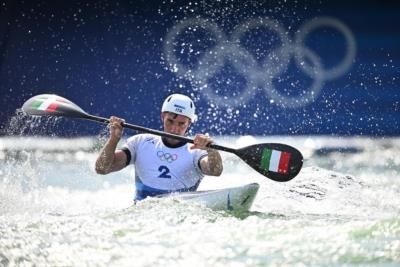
top-left (1, 136), bottom-right (399, 266)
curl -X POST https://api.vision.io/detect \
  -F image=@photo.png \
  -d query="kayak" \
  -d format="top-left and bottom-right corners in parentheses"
top-left (158, 183), bottom-right (259, 212)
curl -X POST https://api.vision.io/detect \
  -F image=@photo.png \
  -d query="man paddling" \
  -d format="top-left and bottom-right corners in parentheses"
top-left (95, 94), bottom-right (223, 201)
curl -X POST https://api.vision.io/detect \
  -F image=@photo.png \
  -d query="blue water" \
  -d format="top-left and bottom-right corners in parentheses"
top-left (0, 136), bottom-right (399, 266)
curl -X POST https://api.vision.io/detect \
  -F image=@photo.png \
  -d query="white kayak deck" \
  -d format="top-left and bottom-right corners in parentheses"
top-left (158, 183), bottom-right (259, 212)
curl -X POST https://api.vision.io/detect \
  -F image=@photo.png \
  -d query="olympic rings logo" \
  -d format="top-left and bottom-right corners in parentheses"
top-left (164, 17), bottom-right (356, 109)
top-left (157, 151), bottom-right (178, 163)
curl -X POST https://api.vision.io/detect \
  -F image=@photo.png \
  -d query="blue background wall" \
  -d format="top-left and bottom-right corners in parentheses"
top-left (1, 0), bottom-right (399, 136)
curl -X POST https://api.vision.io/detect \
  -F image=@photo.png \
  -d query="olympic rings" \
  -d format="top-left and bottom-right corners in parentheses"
top-left (294, 17), bottom-right (357, 81)
top-left (230, 17), bottom-right (292, 77)
top-left (262, 45), bottom-right (325, 108)
top-left (157, 151), bottom-right (178, 163)
top-left (196, 44), bottom-right (260, 107)
top-left (164, 18), bottom-right (226, 80)
top-left (163, 16), bottom-right (356, 109)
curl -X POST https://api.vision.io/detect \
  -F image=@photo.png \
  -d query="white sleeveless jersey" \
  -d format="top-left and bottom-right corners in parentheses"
top-left (123, 134), bottom-right (207, 200)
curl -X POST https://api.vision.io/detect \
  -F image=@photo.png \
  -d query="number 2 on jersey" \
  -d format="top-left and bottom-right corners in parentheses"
top-left (158, 165), bottom-right (172, 179)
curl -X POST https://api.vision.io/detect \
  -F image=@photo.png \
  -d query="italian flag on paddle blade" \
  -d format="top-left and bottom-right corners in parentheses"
top-left (260, 148), bottom-right (291, 174)
top-left (30, 95), bottom-right (68, 112)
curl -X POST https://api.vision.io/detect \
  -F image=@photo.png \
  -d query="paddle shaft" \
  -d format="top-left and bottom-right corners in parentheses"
top-left (21, 94), bottom-right (303, 181)
top-left (83, 113), bottom-right (237, 154)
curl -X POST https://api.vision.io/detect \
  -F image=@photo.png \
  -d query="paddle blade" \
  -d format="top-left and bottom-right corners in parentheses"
top-left (235, 143), bottom-right (303, 182)
top-left (21, 94), bottom-right (88, 118)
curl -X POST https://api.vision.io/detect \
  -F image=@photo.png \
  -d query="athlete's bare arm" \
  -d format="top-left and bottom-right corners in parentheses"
top-left (95, 117), bottom-right (128, 174)
top-left (191, 134), bottom-right (223, 176)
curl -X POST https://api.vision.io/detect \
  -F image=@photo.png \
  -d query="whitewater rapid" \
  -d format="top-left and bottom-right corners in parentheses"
top-left (1, 136), bottom-right (399, 266)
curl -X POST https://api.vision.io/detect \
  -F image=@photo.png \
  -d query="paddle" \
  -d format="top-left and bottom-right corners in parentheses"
top-left (21, 94), bottom-right (303, 182)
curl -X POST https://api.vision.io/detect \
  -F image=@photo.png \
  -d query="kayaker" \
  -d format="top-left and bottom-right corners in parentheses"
top-left (95, 93), bottom-right (223, 201)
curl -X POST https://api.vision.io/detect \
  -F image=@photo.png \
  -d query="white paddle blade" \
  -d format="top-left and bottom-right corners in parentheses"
top-left (21, 94), bottom-right (87, 118)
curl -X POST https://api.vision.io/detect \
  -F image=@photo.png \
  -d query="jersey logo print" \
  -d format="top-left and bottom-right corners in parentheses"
top-left (144, 137), bottom-right (156, 144)
top-left (157, 151), bottom-right (178, 163)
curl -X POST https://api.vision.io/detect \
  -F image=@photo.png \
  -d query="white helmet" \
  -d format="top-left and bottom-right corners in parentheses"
top-left (161, 94), bottom-right (197, 122)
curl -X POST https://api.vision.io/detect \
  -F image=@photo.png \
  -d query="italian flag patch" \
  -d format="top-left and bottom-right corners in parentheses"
top-left (260, 148), bottom-right (291, 174)
top-left (30, 96), bottom-right (67, 112)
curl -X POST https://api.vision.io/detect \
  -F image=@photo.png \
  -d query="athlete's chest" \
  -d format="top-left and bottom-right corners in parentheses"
top-left (136, 139), bottom-right (193, 167)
